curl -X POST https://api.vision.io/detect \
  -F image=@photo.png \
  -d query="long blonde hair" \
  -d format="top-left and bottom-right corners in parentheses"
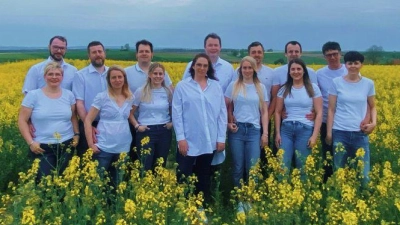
top-left (141, 62), bottom-right (172, 103)
top-left (106, 65), bottom-right (133, 99)
top-left (232, 56), bottom-right (264, 109)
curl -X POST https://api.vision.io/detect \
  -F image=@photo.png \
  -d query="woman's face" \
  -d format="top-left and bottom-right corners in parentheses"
top-left (149, 67), bottom-right (165, 86)
top-left (44, 68), bottom-right (63, 87)
top-left (192, 57), bottom-right (209, 77)
top-left (109, 69), bottom-right (125, 89)
top-left (240, 60), bottom-right (254, 80)
top-left (289, 63), bottom-right (304, 82)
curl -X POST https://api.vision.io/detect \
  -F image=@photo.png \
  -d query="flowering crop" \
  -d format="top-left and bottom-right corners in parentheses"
top-left (0, 60), bottom-right (399, 224)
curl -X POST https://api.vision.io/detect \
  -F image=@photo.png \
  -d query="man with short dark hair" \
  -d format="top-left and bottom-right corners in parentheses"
top-left (317, 42), bottom-right (347, 181)
top-left (182, 33), bottom-right (235, 95)
top-left (125, 39), bottom-right (173, 93)
top-left (73, 41), bottom-right (109, 156)
top-left (22, 35), bottom-right (77, 94)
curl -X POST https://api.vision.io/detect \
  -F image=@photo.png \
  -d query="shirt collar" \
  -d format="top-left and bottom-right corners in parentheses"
top-left (213, 57), bottom-right (223, 67)
top-left (135, 63), bottom-right (145, 73)
top-left (46, 56), bottom-right (67, 67)
top-left (88, 63), bottom-right (108, 74)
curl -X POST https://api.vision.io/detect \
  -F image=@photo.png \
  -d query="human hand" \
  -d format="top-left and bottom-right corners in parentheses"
top-left (178, 140), bottom-right (189, 156)
top-left (216, 142), bottom-right (225, 152)
top-left (30, 142), bottom-right (45, 154)
top-left (164, 122), bottom-right (173, 130)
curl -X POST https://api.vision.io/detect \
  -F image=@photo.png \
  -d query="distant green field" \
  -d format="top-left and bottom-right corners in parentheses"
top-left (0, 49), bottom-right (398, 65)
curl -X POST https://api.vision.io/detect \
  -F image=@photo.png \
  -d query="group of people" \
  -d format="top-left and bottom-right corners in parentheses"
top-left (18, 34), bottom-right (376, 209)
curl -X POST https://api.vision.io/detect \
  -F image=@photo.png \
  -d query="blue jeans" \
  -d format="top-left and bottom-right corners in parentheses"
top-left (229, 122), bottom-right (260, 187)
top-left (332, 129), bottom-right (370, 184)
top-left (136, 124), bottom-right (172, 171)
top-left (93, 150), bottom-right (126, 186)
top-left (320, 122), bottom-right (333, 182)
top-left (280, 121), bottom-right (313, 176)
top-left (33, 138), bottom-right (74, 183)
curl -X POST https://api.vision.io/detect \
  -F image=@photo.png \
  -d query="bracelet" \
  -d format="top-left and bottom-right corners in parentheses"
top-left (135, 124), bottom-right (140, 130)
top-left (74, 133), bottom-right (80, 136)
top-left (28, 140), bottom-right (34, 146)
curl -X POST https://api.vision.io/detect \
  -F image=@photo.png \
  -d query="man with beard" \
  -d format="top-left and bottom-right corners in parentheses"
top-left (22, 36), bottom-right (77, 94)
top-left (73, 41), bottom-right (109, 156)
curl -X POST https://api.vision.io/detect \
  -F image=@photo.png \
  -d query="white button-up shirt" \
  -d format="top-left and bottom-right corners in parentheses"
top-left (22, 57), bottom-right (77, 94)
top-left (182, 57), bottom-right (235, 93)
top-left (72, 64), bottom-right (109, 115)
top-left (172, 77), bottom-right (227, 157)
top-left (125, 63), bottom-right (173, 94)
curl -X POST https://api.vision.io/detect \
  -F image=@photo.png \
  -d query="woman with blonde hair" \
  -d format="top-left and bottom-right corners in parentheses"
top-left (130, 62), bottom-right (173, 171)
top-left (85, 65), bottom-right (134, 185)
top-left (225, 56), bottom-right (269, 189)
top-left (18, 62), bottom-right (79, 182)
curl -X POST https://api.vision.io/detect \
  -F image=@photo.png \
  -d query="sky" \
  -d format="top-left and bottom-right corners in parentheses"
top-left (0, 0), bottom-right (399, 51)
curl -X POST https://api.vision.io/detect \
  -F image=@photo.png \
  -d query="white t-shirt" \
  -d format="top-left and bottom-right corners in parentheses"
top-left (133, 87), bottom-right (171, 125)
top-left (329, 76), bottom-right (375, 131)
top-left (225, 82), bottom-right (269, 128)
top-left (278, 83), bottom-right (322, 127)
top-left (22, 88), bottom-right (75, 143)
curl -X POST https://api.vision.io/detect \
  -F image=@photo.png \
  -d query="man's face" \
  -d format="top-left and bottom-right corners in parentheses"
top-left (285, 44), bottom-right (301, 61)
top-left (88, 45), bottom-right (106, 67)
top-left (324, 49), bottom-right (341, 67)
top-left (49, 38), bottom-right (67, 62)
top-left (249, 45), bottom-right (264, 65)
top-left (136, 44), bottom-right (153, 64)
top-left (204, 38), bottom-right (221, 59)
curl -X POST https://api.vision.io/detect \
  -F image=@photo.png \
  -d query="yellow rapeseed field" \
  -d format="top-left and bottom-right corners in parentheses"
top-left (0, 59), bottom-right (399, 224)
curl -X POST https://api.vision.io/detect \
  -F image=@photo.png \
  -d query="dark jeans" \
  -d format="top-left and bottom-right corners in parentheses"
top-left (76, 120), bottom-right (98, 157)
top-left (320, 122), bottom-right (333, 182)
top-left (93, 149), bottom-right (127, 186)
top-left (176, 151), bottom-right (214, 204)
top-left (136, 124), bottom-right (172, 171)
top-left (129, 122), bottom-right (138, 163)
top-left (33, 138), bottom-right (74, 182)
top-left (259, 120), bottom-right (272, 168)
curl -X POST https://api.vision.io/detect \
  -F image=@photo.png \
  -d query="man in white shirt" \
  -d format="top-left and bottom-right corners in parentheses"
top-left (73, 41), bottom-right (109, 156)
top-left (22, 35), bottom-right (77, 94)
top-left (270, 41), bottom-right (316, 153)
top-left (316, 42), bottom-right (347, 182)
top-left (125, 39), bottom-right (174, 161)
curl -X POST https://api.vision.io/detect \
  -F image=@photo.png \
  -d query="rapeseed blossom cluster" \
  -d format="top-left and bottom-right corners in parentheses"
top-left (0, 60), bottom-right (399, 224)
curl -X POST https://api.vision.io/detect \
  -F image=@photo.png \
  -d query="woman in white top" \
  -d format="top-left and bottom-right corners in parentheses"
top-left (225, 56), bottom-right (269, 188)
top-left (18, 62), bottom-right (79, 182)
top-left (130, 63), bottom-right (173, 171)
top-left (85, 66), bottom-right (134, 185)
top-left (172, 53), bottom-right (227, 203)
top-left (275, 58), bottom-right (322, 178)
top-left (326, 51), bottom-right (377, 184)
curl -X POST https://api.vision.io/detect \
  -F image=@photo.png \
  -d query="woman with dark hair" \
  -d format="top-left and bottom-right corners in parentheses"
top-left (275, 58), bottom-right (322, 177)
top-left (18, 62), bottom-right (79, 182)
top-left (172, 53), bottom-right (227, 202)
top-left (326, 51), bottom-right (376, 184)
top-left (130, 62), bottom-right (173, 171)
top-left (85, 65), bottom-right (134, 185)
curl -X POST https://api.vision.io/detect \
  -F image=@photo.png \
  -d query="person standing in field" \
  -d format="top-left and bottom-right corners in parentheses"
top-left (84, 66), bottom-right (134, 185)
top-left (22, 36), bottom-right (77, 94)
top-left (325, 51), bottom-right (377, 185)
top-left (231, 42), bottom-right (275, 166)
top-left (270, 41), bottom-right (317, 153)
top-left (130, 63), bottom-right (173, 171)
top-left (72, 41), bottom-right (109, 156)
top-left (225, 56), bottom-right (269, 205)
top-left (173, 53), bottom-right (227, 203)
top-left (316, 42), bottom-right (348, 182)
top-left (125, 40), bottom-right (174, 162)
top-left (275, 58), bottom-right (323, 179)
top-left (182, 33), bottom-right (235, 167)
top-left (18, 62), bottom-right (79, 182)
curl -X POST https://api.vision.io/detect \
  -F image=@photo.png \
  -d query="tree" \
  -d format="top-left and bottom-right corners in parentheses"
top-left (365, 45), bottom-right (384, 65)
top-left (124, 43), bottom-right (130, 51)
